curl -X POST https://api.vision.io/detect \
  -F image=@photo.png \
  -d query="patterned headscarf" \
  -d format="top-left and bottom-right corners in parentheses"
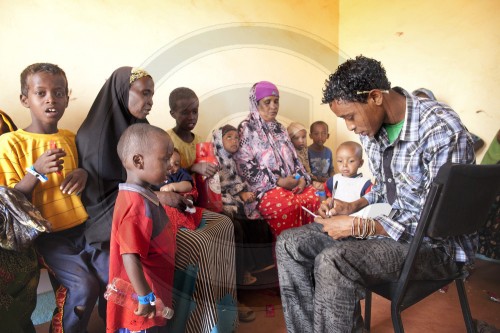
top-left (129, 67), bottom-right (151, 85)
top-left (212, 126), bottom-right (261, 219)
top-left (234, 82), bottom-right (310, 197)
top-left (287, 122), bottom-right (307, 139)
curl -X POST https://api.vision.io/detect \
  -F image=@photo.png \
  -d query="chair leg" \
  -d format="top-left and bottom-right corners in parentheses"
top-left (391, 303), bottom-right (404, 333)
top-left (456, 279), bottom-right (476, 333)
top-left (364, 290), bottom-right (372, 331)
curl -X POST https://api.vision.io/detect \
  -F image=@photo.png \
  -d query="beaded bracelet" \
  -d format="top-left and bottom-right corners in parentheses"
top-left (351, 217), bottom-right (377, 239)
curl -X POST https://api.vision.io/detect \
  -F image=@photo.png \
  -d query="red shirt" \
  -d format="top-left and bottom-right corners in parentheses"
top-left (107, 184), bottom-right (176, 331)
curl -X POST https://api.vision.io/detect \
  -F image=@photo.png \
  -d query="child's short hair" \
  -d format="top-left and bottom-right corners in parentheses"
top-left (310, 120), bottom-right (329, 133)
top-left (20, 63), bottom-right (68, 97)
top-left (117, 123), bottom-right (168, 163)
top-left (287, 122), bottom-right (307, 139)
top-left (337, 141), bottom-right (363, 159)
top-left (169, 87), bottom-right (197, 111)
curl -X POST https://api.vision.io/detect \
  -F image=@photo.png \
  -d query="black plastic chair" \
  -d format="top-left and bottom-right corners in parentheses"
top-left (364, 163), bottom-right (500, 333)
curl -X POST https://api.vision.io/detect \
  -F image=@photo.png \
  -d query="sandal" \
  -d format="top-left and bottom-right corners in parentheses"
top-left (238, 303), bottom-right (256, 323)
top-left (251, 264), bottom-right (276, 274)
top-left (242, 272), bottom-right (257, 285)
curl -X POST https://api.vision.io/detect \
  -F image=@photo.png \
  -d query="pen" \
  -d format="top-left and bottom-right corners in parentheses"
top-left (327, 181), bottom-right (338, 217)
top-left (301, 206), bottom-right (319, 218)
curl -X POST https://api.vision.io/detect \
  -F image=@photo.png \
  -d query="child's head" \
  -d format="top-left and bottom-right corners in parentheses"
top-left (335, 141), bottom-right (364, 177)
top-left (309, 121), bottom-right (329, 147)
top-left (221, 124), bottom-right (239, 154)
top-left (169, 148), bottom-right (182, 174)
top-left (117, 123), bottom-right (174, 187)
top-left (169, 87), bottom-right (199, 132)
top-left (287, 122), bottom-right (307, 150)
top-left (20, 63), bottom-right (69, 133)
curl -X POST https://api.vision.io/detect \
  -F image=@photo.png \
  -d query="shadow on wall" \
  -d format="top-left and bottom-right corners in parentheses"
top-left (140, 23), bottom-right (348, 139)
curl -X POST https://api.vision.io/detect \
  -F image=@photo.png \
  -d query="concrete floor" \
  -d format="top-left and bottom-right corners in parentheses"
top-left (36, 258), bottom-right (500, 333)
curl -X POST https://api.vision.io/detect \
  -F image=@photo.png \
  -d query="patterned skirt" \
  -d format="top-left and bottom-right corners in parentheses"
top-left (258, 185), bottom-right (321, 237)
top-left (168, 209), bottom-right (237, 333)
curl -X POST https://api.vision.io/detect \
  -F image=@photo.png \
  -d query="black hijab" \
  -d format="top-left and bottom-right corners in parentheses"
top-left (76, 66), bottom-right (148, 249)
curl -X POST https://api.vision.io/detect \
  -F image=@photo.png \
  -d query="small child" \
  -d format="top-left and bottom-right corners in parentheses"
top-left (160, 148), bottom-right (193, 193)
top-left (0, 63), bottom-right (107, 332)
top-left (214, 124), bottom-right (282, 322)
top-left (213, 124), bottom-right (260, 220)
top-left (287, 122), bottom-right (313, 177)
top-left (308, 120), bottom-right (334, 182)
top-left (325, 141), bottom-right (372, 202)
top-left (107, 123), bottom-right (176, 332)
top-left (287, 122), bottom-right (323, 190)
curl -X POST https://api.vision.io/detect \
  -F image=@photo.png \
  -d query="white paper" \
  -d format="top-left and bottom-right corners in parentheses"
top-left (350, 203), bottom-right (392, 218)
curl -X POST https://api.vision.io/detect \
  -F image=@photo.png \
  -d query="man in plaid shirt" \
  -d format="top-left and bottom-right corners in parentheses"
top-left (276, 55), bottom-right (475, 333)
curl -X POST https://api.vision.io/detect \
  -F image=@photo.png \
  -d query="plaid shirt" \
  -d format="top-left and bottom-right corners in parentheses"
top-left (362, 87), bottom-right (476, 263)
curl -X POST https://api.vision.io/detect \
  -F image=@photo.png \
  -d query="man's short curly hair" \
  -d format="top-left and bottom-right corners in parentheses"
top-left (322, 55), bottom-right (391, 104)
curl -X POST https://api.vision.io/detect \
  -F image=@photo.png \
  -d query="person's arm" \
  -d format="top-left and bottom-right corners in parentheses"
top-left (238, 191), bottom-right (256, 203)
top-left (122, 253), bottom-right (155, 318)
top-left (190, 162), bottom-right (217, 178)
top-left (59, 168), bottom-right (88, 195)
top-left (160, 181), bottom-right (192, 193)
top-left (156, 191), bottom-right (191, 211)
top-left (7, 145), bottom-right (66, 200)
top-left (318, 196), bottom-right (369, 218)
top-left (377, 130), bottom-right (474, 242)
top-left (316, 214), bottom-right (388, 239)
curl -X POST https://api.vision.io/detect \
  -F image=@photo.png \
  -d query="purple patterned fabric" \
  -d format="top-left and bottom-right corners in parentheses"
top-left (234, 83), bottom-right (310, 199)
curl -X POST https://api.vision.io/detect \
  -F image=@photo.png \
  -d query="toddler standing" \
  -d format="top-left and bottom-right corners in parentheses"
top-left (107, 123), bottom-right (176, 332)
top-left (308, 120), bottom-right (334, 182)
top-left (287, 122), bottom-right (324, 190)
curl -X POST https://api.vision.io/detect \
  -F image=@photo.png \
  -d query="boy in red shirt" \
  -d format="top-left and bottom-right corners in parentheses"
top-left (107, 123), bottom-right (175, 332)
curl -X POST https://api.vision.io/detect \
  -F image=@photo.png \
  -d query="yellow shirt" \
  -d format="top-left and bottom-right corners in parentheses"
top-left (166, 129), bottom-right (203, 168)
top-left (0, 129), bottom-right (87, 231)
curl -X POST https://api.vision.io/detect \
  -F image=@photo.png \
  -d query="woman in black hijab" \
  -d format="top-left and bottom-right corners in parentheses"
top-left (76, 66), bottom-right (154, 250)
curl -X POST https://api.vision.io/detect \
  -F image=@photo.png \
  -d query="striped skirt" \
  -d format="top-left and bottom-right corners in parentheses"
top-left (171, 209), bottom-right (237, 333)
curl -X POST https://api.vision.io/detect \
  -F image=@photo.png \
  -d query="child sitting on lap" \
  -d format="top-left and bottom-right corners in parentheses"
top-left (326, 141), bottom-right (372, 201)
top-left (160, 148), bottom-right (193, 193)
top-left (107, 123), bottom-right (176, 333)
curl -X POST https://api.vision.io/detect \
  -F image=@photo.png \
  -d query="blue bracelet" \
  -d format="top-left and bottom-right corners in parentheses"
top-left (26, 165), bottom-right (48, 183)
top-left (137, 291), bottom-right (156, 305)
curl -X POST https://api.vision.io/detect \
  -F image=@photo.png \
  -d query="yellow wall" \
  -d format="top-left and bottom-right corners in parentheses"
top-left (1, 0), bottom-right (498, 168)
top-left (0, 0), bottom-right (339, 151)
top-left (339, 0), bottom-right (500, 168)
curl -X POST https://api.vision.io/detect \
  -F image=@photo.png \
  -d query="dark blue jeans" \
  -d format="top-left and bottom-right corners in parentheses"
top-left (36, 223), bottom-right (109, 333)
